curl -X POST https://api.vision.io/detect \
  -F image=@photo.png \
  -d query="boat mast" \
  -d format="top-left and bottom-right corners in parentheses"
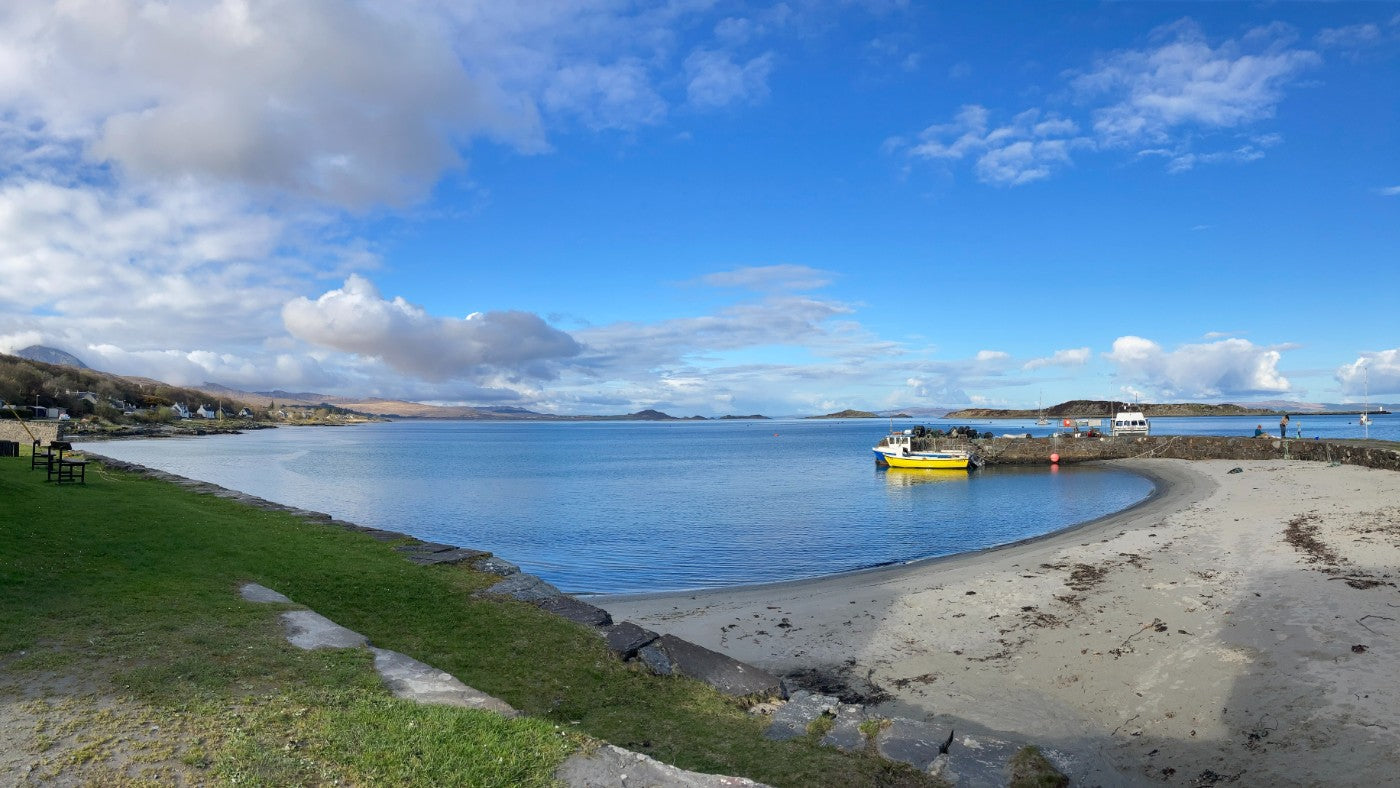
top-left (1362, 364), bottom-right (1371, 438)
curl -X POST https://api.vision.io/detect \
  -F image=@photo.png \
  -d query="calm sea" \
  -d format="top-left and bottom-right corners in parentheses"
top-left (75, 413), bottom-right (1393, 593)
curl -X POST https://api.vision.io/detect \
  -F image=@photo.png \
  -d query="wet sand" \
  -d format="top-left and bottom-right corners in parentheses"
top-left (600, 458), bottom-right (1400, 785)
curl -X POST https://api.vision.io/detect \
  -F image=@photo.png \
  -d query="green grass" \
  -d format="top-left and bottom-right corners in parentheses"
top-left (0, 454), bottom-right (939, 786)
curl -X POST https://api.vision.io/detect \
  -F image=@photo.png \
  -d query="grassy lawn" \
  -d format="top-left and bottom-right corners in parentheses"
top-left (0, 452), bottom-right (938, 786)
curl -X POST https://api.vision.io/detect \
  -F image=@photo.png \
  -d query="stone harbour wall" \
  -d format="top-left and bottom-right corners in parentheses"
top-left (921, 434), bottom-right (1400, 473)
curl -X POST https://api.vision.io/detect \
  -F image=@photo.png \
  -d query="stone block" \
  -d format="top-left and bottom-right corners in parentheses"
top-left (603, 621), bottom-right (658, 660)
top-left (554, 743), bottom-right (770, 787)
top-left (643, 634), bottom-right (782, 698)
top-left (636, 641), bottom-right (674, 676)
top-left (473, 556), bottom-right (520, 576)
top-left (396, 543), bottom-right (490, 566)
top-left (820, 705), bottom-right (869, 752)
top-left (535, 595), bottom-right (613, 627)
top-left (240, 582), bottom-right (291, 604)
top-left (474, 572), bottom-right (563, 603)
top-left (369, 647), bottom-right (517, 717)
top-left (281, 610), bottom-right (368, 651)
top-left (764, 690), bottom-right (838, 741)
top-left (874, 717), bottom-right (947, 772)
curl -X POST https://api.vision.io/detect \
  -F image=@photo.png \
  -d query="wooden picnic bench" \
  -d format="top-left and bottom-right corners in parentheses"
top-left (31, 439), bottom-right (53, 471)
top-left (43, 441), bottom-right (87, 484)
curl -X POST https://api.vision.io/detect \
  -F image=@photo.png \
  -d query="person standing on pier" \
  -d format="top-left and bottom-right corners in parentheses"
top-left (1280, 413), bottom-right (1289, 439)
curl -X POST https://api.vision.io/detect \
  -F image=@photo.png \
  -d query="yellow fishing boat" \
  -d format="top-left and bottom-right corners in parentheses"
top-left (872, 431), bottom-right (978, 470)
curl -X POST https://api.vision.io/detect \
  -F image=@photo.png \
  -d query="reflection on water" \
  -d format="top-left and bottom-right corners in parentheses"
top-left (880, 468), bottom-right (974, 487)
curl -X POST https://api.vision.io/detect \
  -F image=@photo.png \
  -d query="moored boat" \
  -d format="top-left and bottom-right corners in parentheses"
top-left (872, 431), bottom-right (979, 470)
top-left (1111, 411), bottom-right (1150, 436)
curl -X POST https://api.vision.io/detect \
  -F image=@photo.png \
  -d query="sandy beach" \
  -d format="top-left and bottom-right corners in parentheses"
top-left (600, 459), bottom-right (1400, 785)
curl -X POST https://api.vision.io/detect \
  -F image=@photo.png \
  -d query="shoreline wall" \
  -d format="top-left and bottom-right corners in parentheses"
top-left (0, 421), bottom-right (61, 447)
top-left (928, 435), bottom-right (1400, 473)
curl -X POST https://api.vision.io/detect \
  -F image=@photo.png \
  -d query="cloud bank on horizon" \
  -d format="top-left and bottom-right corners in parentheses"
top-left (0, 2), bottom-right (1396, 415)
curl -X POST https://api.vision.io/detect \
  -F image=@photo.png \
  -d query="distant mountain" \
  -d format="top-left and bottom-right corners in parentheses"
top-left (807, 409), bottom-right (887, 419)
top-left (15, 345), bottom-right (88, 369)
top-left (879, 407), bottom-right (952, 419)
top-left (947, 400), bottom-right (1284, 419)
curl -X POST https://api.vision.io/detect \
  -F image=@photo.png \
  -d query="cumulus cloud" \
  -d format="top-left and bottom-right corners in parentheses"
top-left (0, 1), bottom-right (548, 209)
top-left (1024, 347), bottom-right (1091, 370)
top-left (283, 275), bottom-right (581, 381)
top-left (1335, 351), bottom-right (1400, 397)
top-left (1104, 335), bottom-right (1290, 398)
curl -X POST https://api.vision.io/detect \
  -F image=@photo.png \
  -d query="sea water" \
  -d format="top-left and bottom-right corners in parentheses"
top-left (77, 419), bottom-right (1167, 593)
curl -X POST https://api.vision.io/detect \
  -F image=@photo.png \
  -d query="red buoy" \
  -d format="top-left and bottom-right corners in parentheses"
top-left (1050, 453), bottom-right (1060, 464)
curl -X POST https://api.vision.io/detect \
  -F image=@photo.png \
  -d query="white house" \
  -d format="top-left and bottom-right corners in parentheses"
top-left (195, 404), bottom-right (216, 419)
top-left (171, 403), bottom-right (191, 419)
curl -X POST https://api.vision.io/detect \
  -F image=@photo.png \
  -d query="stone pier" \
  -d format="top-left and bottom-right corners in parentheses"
top-left (915, 434), bottom-right (1400, 472)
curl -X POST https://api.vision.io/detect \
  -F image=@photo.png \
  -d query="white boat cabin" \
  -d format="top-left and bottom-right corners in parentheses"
top-left (1112, 411), bottom-right (1150, 436)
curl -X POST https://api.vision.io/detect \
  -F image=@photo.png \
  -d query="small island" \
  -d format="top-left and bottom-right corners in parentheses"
top-left (806, 409), bottom-right (909, 419)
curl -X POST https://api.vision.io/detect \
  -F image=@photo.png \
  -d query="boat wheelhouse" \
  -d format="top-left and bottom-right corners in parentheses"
top-left (1111, 411), bottom-right (1150, 436)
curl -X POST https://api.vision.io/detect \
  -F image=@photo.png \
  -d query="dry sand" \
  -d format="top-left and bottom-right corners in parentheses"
top-left (600, 459), bottom-right (1400, 785)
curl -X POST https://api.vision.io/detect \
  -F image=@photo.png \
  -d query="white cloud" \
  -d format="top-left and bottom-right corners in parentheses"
top-left (1315, 23), bottom-right (1384, 50)
top-left (904, 19), bottom-right (1319, 185)
top-left (543, 59), bottom-right (666, 131)
top-left (694, 264), bottom-right (835, 292)
top-left (1335, 351), bottom-right (1400, 397)
top-left (1104, 335), bottom-right (1290, 398)
top-left (975, 350), bottom-right (1010, 362)
top-left (1023, 347), bottom-right (1091, 370)
top-left (575, 294), bottom-right (857, 370)
top-left (0, 179), bottom-right (299, 344)
top-left (684, 49), bottom-right (775, 109)
top-left (283, 275), bottom-right (581, 382)
top-left (0, 1), bottom-right (549, 210)
top-left (1378, 185), bottom-right (1400, 197)
top-left (1079, 20), bottom-right (1319, 147)
top-left (908, 106), bottom-right (1085, 186)
top-left (714, 17), bottom-right (760, 46)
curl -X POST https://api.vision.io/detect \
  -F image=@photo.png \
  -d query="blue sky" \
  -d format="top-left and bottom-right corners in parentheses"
top-left (0, 2), bottom-right (1396, 415)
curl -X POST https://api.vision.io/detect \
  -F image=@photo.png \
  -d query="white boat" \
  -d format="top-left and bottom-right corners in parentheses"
top-left (1036, 393), bottom-right (1049, 425)
top-left (1361, 368), bottom-right (1373, 433)
top-left (872, 431), bottom-right (979, 470)
top-left (1112, 411), bottom-right (1150, 436)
